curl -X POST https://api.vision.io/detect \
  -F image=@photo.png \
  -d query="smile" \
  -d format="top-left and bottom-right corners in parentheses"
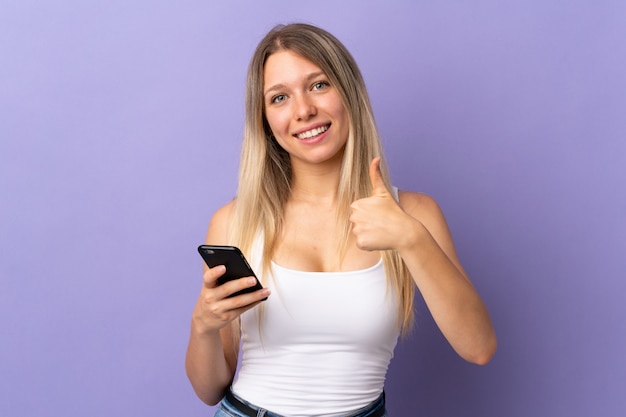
top-left (295, 124), bottom-right (330, 140)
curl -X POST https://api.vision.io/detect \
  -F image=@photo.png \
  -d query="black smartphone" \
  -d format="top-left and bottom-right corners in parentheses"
top-left (197, 245), bottom-right (265, 299)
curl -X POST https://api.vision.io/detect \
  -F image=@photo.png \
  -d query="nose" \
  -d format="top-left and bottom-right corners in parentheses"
top-left (293, 94), bottom-right (316, 121)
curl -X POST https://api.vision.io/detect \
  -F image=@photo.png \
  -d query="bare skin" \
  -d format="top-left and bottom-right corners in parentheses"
top-left (185, 202), bottom-right (269, 405)
top-left (350, 158), bottom-right (497, 364)
top-left (185, 50), bottom-right (497, 405)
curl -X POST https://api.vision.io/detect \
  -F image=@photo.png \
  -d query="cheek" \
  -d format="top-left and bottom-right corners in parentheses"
top-left (326, 94), bottom-right (348, 128)
top-left (265, 116), bottom-right (288, 148)
top-left (265, 111), bottom-right (290, 137)
top-left (334, 105), bottom-right (350, 137)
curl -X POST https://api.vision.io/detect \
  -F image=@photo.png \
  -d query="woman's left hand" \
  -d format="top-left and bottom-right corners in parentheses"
top-left (349, 157), bottom-right (420, 252)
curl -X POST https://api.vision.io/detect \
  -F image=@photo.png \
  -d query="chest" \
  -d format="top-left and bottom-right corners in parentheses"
top-left (242, 262), bottom-right (400, 348)
top-left (274, 204), bottom-right (379, 272)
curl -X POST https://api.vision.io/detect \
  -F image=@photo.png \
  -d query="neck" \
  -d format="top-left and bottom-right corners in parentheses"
top-left (289, 157), bottom-right (342, 205)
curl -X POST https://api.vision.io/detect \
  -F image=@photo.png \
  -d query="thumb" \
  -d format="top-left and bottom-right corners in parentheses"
top-left (369, 157), bottom-right (388, 195)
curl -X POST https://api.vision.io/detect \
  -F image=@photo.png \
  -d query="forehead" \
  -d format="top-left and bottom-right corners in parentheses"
top-left (263, 50), bottom-right (324, 88)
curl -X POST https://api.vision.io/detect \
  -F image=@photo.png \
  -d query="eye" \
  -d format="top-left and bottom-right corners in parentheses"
top-left (312, 81), bottom-right (330, 91)
top-left (271, 94), bottom-right (287, 104)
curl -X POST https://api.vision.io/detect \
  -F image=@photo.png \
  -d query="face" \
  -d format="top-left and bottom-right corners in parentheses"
top-left (263, 49), bottom-right (349, 167)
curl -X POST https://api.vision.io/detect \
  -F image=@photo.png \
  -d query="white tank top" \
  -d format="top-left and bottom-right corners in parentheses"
top-left (231, 238), bottom-right (400, 416)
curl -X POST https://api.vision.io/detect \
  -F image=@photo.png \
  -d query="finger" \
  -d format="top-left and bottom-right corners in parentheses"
top-left (227, 286), bottom-right (270, 308)
top-left (219, 276), bottom-right (263, 299)
top-left (227, 297), bottom-right (266, 321)
top-left (214, 286), bottom-right (270, 321)
top-left (200, 287), bottom-right (268, 329)
top-left (369, 157), bottom-right (388, 196)
top-left (201, 277), bottom-right (268, 309)
top-left (202, 265), bottom-right (226, 288)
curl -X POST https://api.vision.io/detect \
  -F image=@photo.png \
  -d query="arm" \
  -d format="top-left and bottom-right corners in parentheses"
top-left (396, 191), bottom-right (497, 364)
top-left (185, 202), bottom-right (270, 404)
top-left (350, 159), bottom-right (497, 365)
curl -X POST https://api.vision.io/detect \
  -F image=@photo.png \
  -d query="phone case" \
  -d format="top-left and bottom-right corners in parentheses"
top-left (197, 245), bottom-right (265, 298)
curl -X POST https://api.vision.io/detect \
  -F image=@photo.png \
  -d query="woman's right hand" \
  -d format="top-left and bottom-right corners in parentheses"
top-left (191, 265), bottom-right (270, 335)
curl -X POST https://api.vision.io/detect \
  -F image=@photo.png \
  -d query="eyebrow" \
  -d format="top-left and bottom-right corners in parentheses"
top-left (263, 71), bottom-right (327, 97)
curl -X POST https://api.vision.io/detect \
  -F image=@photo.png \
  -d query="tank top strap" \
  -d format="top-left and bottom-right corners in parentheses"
top-left (390, 186), bottom-right (399, 202)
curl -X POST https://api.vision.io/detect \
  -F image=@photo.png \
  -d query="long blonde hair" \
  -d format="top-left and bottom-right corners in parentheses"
top-left (228, 23), bottom-right (414, 335)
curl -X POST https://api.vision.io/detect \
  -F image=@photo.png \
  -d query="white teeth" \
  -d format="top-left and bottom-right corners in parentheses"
top-left (296, 125), bottom-right (328, 139)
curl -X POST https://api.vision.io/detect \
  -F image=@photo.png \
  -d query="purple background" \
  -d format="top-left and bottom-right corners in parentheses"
top-left (1, 1), bottom-right (625, 416)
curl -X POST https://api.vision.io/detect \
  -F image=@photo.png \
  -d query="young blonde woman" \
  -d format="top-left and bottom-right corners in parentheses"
top-left (186, 23), bottom-right (497, 417)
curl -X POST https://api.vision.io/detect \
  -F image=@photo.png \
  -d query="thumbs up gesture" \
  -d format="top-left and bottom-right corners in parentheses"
top-left (350, 157), bottom-right (413, 252)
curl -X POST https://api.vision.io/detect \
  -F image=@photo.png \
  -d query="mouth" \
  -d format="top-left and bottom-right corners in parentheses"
top-left (294, 123), bottom-right (330, 140)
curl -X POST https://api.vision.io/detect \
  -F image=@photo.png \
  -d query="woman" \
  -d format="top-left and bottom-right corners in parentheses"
top-left (186, 23), bottom-right (497, 417)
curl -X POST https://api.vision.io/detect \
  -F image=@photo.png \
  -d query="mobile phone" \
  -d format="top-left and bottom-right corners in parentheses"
top-left (197, 245), bottom-right (265, 299)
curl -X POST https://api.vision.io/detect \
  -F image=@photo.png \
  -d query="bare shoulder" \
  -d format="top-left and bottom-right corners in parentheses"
top-left (397, 190), bottom-right (460, 259)
top-left (205, 199), bottom-right (237, 245)
top-left (397, 190), bottom-right (446, 224)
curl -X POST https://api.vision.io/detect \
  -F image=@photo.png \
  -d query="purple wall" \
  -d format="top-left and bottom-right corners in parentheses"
top-left (1, 1), bottom-right (624, 416)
